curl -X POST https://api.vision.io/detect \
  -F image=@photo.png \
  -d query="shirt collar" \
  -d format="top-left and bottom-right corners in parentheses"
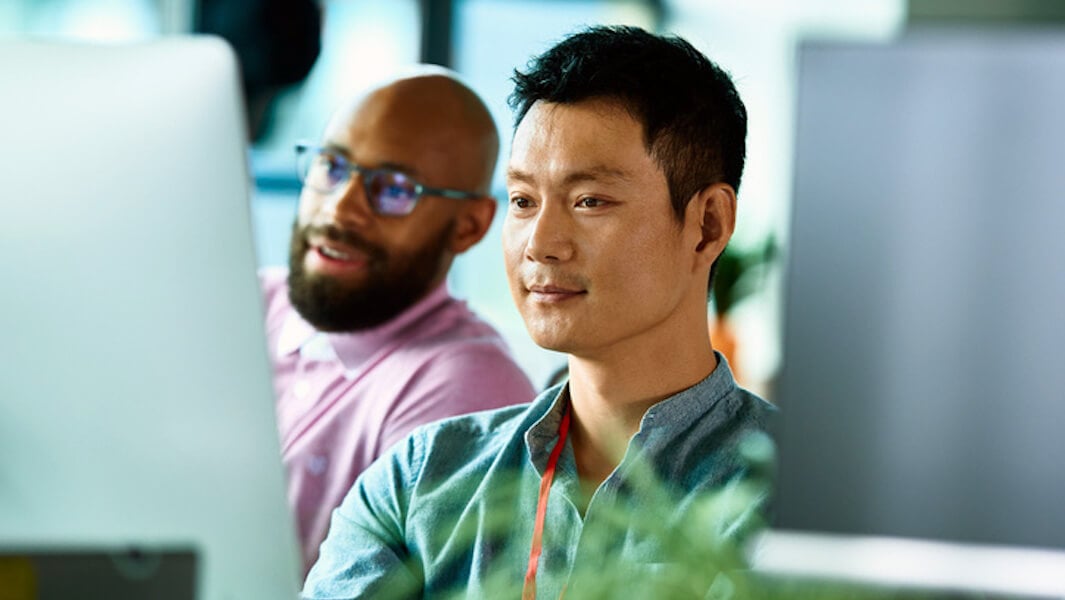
top-left (638, 351), bottom-right (739, 433)
top-left (524, 383), bottom-right (571, 473)
top-left (523, 352), bottom-right (740, 467)
top-left (276, 281), bottom-right (453, 370)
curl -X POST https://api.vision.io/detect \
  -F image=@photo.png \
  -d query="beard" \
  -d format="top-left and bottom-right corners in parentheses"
top-left (286, 219), bottom-right (454, 332)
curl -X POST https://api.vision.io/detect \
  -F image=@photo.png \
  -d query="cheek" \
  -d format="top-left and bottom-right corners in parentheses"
top-left (599, 228), bottom-right (687, 306)
top-left (379, 222), bottom-right (423, 256)
top-left (296, 193), bottom-right (323, 225)
top-left (501, 221), bottom-right (525, 280)
top-left (383, 210), bottom-right (455, 263)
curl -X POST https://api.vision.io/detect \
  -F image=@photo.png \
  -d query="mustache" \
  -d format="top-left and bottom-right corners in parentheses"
top-left (297, 223), bottom-right (387, 261)
top-left (521, 269), bottom-right (589, 290)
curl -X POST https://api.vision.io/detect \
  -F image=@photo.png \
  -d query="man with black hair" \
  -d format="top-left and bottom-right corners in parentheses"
top-left (303, 26), bottom-right (775, 599)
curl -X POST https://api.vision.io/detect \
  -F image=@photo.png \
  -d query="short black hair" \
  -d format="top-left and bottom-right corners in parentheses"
top-left (509, 25), bottom-right (747, 222)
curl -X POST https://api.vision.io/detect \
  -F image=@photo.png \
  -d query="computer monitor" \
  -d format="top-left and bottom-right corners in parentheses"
top-left (0, 38), bottom-right (301, 599)
top-left (767, 28), bottom-right (1065, 594)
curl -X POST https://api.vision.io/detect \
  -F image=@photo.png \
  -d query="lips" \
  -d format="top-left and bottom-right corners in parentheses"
top-left (304, 234), bottom-right (372, 275)
top-left (526, 282), bottom-right (587, 303)
top-left (319, 245), bottom-right (352, 260)
top-left (528, 284), bottom-right (584, 294)
top-left (311, 238), bottom-right (366, 263)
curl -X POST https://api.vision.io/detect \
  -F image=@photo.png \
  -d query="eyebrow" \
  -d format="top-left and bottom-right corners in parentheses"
top-left (322, 142), bottom-right (350, 157)
top-left (506, 165), bottom-right (633, 186)
top-left (377, 161), bottom-right (421, 177)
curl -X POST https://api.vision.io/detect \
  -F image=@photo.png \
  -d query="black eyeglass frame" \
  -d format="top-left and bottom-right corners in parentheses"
top-left (294, 142), bottom-right (483, 216)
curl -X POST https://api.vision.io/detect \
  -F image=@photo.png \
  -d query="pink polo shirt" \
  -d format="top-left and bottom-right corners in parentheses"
top-left (260, 268), bottom-right (535, 574)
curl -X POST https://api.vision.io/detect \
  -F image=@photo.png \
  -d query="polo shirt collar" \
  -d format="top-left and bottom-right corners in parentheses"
top-left (276, 281), bottom-right (452, 370)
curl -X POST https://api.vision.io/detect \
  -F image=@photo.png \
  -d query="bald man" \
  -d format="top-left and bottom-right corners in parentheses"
top-left (260, 69), bottom-right (535, 574)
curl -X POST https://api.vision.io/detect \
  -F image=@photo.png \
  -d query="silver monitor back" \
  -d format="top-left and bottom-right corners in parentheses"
top-left (0, 38), bottom-right (301, 598)
top-left (774, 29), bottom-right (1065, 550)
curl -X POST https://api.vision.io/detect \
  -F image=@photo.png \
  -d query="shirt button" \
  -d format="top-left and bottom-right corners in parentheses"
top-left (307, 454), bottom-right (328, 475)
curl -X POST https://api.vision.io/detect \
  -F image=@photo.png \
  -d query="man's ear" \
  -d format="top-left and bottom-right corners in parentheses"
top-left (449, 196), bottom-right (497, 254)
top-left (689, 183), bottom-right (737, 267)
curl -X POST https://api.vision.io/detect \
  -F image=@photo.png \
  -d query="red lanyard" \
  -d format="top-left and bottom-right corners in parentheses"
top-left (522, 402), bottom-right (572, 600)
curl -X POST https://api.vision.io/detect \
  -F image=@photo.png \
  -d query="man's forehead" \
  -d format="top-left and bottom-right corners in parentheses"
top-left (506, 163), bottom-right (635, 186)
top-left (514, 99), bottom-right (645, 149)
top-left (323, 85), bottom-right (478, 149)
top-left (321, 89), bottom-right (383, 139)
top-left (319, 90), bottom-right (434, 155)
top-left (326, 71), bottom-right (483, 129)
top-left (507, 100), bottom-right (653, 184)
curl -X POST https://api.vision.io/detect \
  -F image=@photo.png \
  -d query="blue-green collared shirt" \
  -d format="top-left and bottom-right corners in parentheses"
top-left (303, 354), bottom-right (775, 599)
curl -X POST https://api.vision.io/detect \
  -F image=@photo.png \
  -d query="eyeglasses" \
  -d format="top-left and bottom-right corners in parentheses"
top-left (294, 143), bottom-right (482, 216)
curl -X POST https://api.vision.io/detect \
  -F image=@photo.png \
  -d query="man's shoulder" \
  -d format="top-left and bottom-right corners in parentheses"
top-left (402, 392), bottom-right (550, 474)
top-left (408, 332), bottom-right (527, 379)
top-left (417, 401), bottom-right (534, 449)
top-left (412, 296), bottom-right (509, 348)
top-left (699, 386), bottom-right (776, 489)
top-left (668, 360), bottom-right (776, 438)
top-left (258, 266), bottom-right (290, 308)
top-left (258, 265), bottom-right (288, 290)
top-left (396, 299), bottom-right (535, 397)
top-left (730, 386), bottom-right (777, 431)
top-left (699, 386), bottom-right (775, 467)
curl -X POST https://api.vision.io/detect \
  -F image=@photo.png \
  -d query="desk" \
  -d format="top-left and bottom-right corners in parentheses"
top-left (751, 530), bottom-right (1065, 599)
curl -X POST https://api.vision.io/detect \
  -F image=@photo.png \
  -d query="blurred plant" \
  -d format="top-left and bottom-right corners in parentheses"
top-left (427, 432), bottom-right (779, 600)
top-left (712, 236), bottom-right (779, 318)
top-left (383, 426), bottom-right (924, 599)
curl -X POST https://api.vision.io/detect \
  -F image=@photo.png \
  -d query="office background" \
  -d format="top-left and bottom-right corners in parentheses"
top-left (4, 0), bottom-right (1059, 392)
top-left (0, 0), bottom-right (901, 392)
top-left (8, 2), bottom-right (1065, 596)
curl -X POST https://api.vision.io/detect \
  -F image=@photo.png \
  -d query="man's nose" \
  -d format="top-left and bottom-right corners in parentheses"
top-left (321, 174), bottom-right (374, 227)
top-left (524, 204), bottom-right (575, 263)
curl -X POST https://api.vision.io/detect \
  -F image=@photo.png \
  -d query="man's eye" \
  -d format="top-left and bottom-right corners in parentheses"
top-left (577, 197), bottom-right (604, 208)
top-left (511, 197), bottom-right (532, 209)
top-left (324, 156), bottom-right (347, 178)
top-left (384, 184), bottom-right (412, 198)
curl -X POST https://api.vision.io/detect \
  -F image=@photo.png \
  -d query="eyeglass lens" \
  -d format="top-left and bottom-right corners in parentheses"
top-left (301, 149), bottom-right (420, 216)
top-left (365, 170), bottom-right (419, 215)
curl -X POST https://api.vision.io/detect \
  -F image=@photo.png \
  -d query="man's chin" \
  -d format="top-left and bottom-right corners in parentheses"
top-left (299, 268), bottom-right (369, 292)
top-left (287, 271), bottom-right (374, 332)
top-left (527, 328), bottom-right (577, 354)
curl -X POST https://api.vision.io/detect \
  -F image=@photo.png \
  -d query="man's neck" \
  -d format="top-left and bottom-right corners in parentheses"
top-left (565, 321), bottom-right (718, 488)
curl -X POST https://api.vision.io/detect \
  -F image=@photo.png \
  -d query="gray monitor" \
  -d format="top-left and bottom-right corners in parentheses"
top-left (0, 38), bottom-right (301, 598)
top-left (774, 29), bottom-right (1065, 551)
